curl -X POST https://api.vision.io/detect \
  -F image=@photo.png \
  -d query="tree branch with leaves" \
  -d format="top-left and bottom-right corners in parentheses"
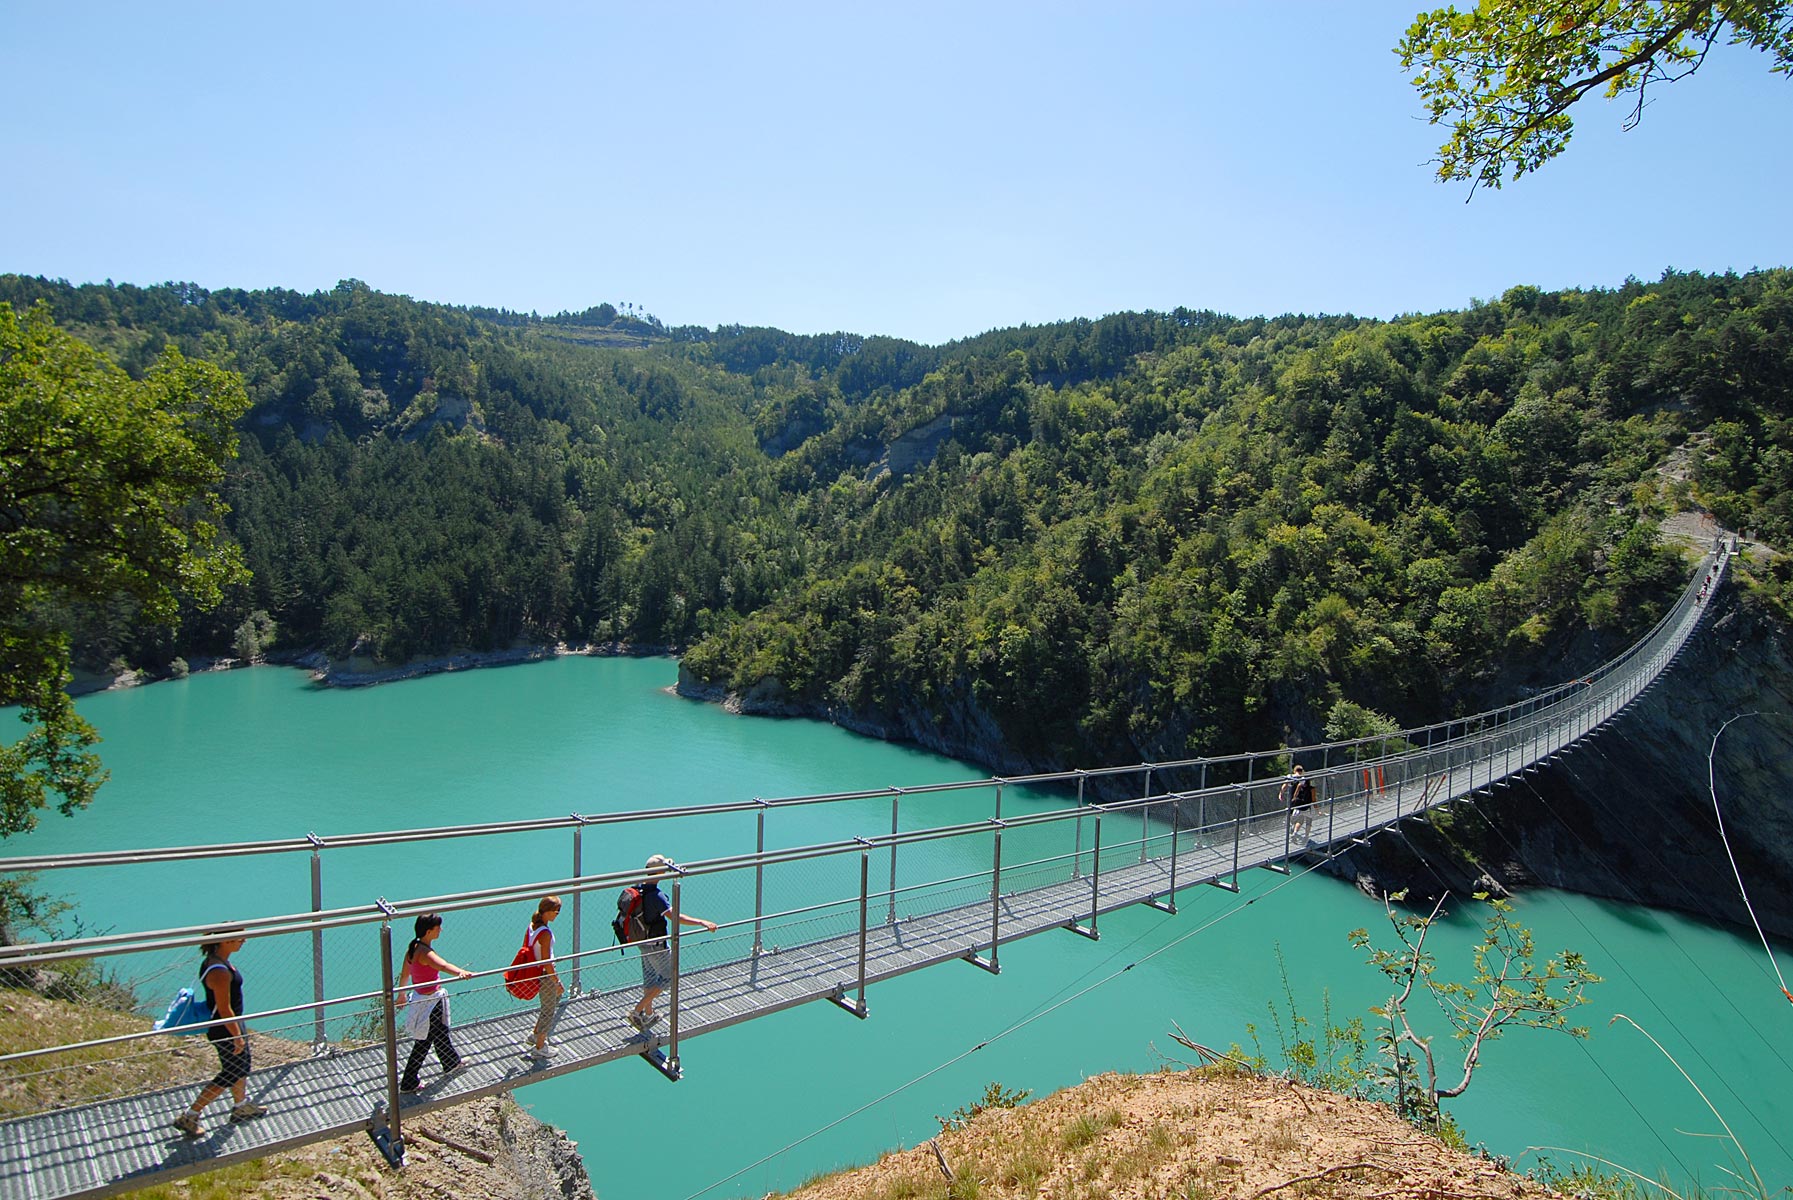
top-left (1398, 1), bottom-right (1793, 194)
top-left (1352, 892), bottom-right (1602, 1131)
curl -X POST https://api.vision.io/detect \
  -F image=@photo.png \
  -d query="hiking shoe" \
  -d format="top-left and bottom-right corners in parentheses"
top-left (526, 1045), bottom-right (557, 1060)
top-left (398, 1082), bottom-right (420, 1094)
top-left (628, 1010), bottom-right (660, 1031)
top-left (170, 1111), bottom-right (202, 1138)
top-left (443, 1062), bottom-right (469, 1080)
top-left (229, 1101), bottom-right (269, 1122)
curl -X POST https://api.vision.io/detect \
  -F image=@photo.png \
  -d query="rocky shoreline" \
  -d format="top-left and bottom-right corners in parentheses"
top-left (301, 641), bottom-right (675, 688)
top-left (71, 640), bottom-right (678, 696)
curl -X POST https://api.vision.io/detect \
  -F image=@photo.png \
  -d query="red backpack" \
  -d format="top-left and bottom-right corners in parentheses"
top-left (503, 928), bottom-right (544, 999)
top-left (612, 885), bottom-right (649, 944)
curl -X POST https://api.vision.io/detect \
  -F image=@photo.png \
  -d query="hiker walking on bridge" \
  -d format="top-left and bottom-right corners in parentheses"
top-left (524, 896), bottom-right (563, 1061)
top-left (169, 930), bottom-right (265, 1138)
top-left (624, 854), bottom-right (717, 1032)
top-left (397, 913), bottom-right (473, 1092)
top-left (1281, 764), bottom-right (1316, 844)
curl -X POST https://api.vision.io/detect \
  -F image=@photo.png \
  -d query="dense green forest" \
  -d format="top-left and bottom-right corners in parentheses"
top-left (4, 269), bottom-right (1789, 769)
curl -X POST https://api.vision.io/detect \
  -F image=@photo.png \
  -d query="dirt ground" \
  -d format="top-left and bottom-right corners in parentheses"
top-left (774, 1070), bottom-right (1564, 1200)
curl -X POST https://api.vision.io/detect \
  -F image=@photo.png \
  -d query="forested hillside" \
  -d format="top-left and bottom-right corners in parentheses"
top-left (5, 270), bottom-right (1789, 771)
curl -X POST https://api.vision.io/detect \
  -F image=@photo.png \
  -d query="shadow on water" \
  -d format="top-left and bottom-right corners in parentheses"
top-left (1590, 895), bottom-right (1669, 937)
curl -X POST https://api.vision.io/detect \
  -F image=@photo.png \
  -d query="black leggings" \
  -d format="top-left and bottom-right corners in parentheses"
top-left (402, 1000), bottom-right (460, 1086)
top-left (207, 1029), bottom-right (252, 1089)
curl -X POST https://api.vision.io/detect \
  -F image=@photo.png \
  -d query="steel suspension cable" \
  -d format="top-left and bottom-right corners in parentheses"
top-left (1508, 762), bottom-right (1793, 1096)
top-left (1393, 812), bottom-right (1700, 1183)
top-left (1705, 713), bottom-right (1792, 1006)
top-left (1549, 736), bottom-right (1793, 1070)
top-left (1461, 786), bottom-right (1788, 1168)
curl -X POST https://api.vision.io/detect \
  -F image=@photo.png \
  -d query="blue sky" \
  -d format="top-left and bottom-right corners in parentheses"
top-left (3, 2), bottom-right (1789, 345)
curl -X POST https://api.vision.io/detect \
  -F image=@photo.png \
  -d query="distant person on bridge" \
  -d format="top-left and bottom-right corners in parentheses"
top-left (1281, 765), bottom-right (1316, 844)
top-left (397, 913), bottom-right (473, 1092)
top-left (627, 854), bottom-right (717, 1032)
top-left (524, 896), bottom-right (563, 1060)
top-left (169, 929), bottom-right (266, 1138)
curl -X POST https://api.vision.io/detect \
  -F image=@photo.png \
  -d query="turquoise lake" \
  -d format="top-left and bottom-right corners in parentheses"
top-left (4, 658), bottom-right (1789, 1199)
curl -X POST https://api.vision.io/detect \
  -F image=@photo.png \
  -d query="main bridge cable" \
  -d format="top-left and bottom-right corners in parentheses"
top-left (1456, 781), bottom-right (1790, 1170)
top-left (684, 827), bottom-right (1407, 1200)
top-left (1703, 713), bottom-right (1792, 1006)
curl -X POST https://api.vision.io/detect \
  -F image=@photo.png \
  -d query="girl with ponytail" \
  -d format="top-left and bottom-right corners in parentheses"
top-left (523, 896), bottom-right (562, 1060)
top-left (396, 913), bottom-right (474, 1092)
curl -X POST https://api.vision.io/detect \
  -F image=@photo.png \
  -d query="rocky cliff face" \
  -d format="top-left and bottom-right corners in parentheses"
top-left (1332, 587), bottom-right (1793, 938)
top-left (676, 665), bottom-right (1044, 776)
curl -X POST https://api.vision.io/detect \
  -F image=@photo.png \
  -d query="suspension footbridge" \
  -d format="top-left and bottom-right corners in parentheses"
top-left (0, 543), bottom-right (1732, 1200)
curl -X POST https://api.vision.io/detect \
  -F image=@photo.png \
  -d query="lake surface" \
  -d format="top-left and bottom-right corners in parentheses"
top-left (5, 659), bottom-right (1789, 1199)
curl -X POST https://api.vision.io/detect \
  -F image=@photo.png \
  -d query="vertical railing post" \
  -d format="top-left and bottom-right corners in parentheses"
top-left (1231, 788), bottom-right (1243, 888)
top-left (1091, 810), bottom-right (1102, 931)
top-left (1244, 756), bottom-right (1254, 843)
top-left (1447, 721), bottom-right (1455, 804)
top-left (1321, 747), bottom-right (1332, 847)
top-left (1165, 792), bottom-right (1180, 911)
top-left (994, 780), bottom-right (1003, 821)
top-left (1071, 774), bottom-right (1086, 878)
top-left (308, 833), bottom-right (326, 1052)
top-left (1139, 765), bottom-right (1154, 864)
top-left (1198, 763), bottom-right (1208, 846)
top-left (967, 819), bottom-right (1006, 972)
top-left (830, 841), bottom-right (874, 1018)
top-left (989, 820), bottom-right (1004, 971)
top-left (378, 902), bottom-right (403, 1156)
top-left (1282, 770), bottom-right (1293, 859)
top-left (668, 878), bottom-right (683, 1076)
top-left (855, 845), bottom-right (870, 1013)
top-left (1504, 706), bottom-right (1512, 780)
top-left (752, 799), bottom-right (767, 958)
top-left (888, 789), bottom-right (901, 928)
top-left (570, 815), bottom-right (585, 995)
top-left (1070, 808), bottom-right (1103, 939)
top-left (1393, 735), bottom-right (1402, 819)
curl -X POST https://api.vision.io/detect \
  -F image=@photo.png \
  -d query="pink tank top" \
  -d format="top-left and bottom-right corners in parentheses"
top-left (410, 952), bottom-right (441, 995)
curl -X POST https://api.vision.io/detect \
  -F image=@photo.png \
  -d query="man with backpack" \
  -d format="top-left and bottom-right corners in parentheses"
top-left (614, 854), bottom-right (717, 1032)
top-left (1281, 764), bottom-right (1317, 845)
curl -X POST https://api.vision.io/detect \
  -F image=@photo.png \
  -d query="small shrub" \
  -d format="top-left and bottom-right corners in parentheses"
top-left (937, 1081), bottom-right (1031, 1132)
